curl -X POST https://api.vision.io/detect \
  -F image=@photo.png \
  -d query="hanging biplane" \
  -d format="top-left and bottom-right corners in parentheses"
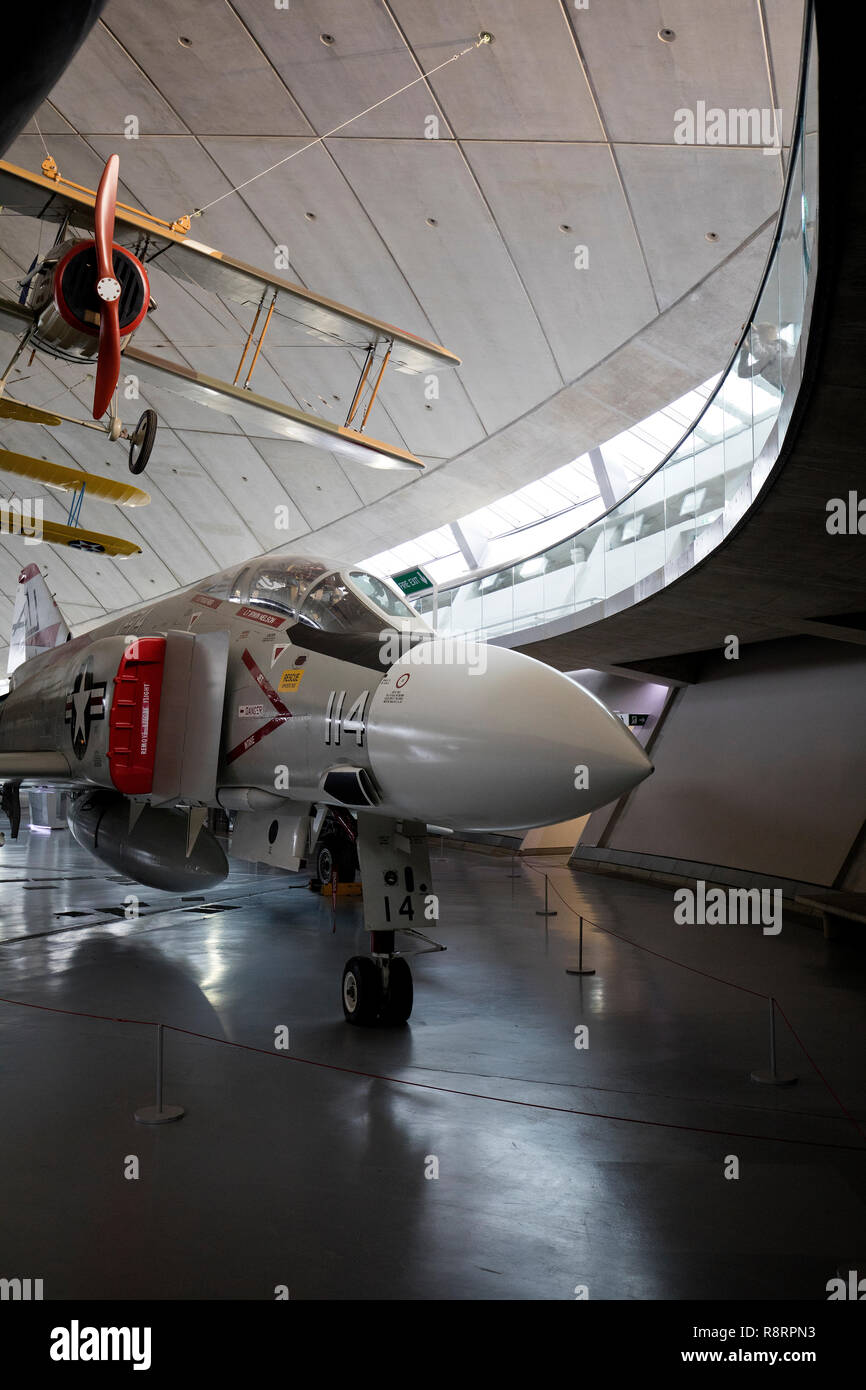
top-left (0, 441), bottom-right (147, 555)
top-left (0, 152), bottom-right (460, 477)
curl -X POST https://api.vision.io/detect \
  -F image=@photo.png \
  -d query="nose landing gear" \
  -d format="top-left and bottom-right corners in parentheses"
top-left (341, 943), bottom-right (413, 1027)
top-left (340, 816), bottom-right (444, 1027)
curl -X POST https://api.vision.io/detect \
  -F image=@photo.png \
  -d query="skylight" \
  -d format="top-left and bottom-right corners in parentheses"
top-left (362, 372), bottom-right (738, 585)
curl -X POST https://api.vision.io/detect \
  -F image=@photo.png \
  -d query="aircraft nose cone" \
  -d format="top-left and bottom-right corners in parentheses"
top-left (366, 640), bottom-right (653, 831)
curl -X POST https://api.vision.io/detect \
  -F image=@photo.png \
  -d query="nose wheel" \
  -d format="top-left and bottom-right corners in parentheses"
top-left (341, 815), bottom-right (444, 1028)
top-left (342, 953), bottom-right (413, 1027)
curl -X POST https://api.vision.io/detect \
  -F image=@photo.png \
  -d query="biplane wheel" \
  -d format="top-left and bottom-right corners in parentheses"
top-left (129, 409), bottom-right (157, 474)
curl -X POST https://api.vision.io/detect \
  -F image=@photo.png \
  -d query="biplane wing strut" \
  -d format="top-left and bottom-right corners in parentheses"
top-left (122, 344), bottom-right (426, 472)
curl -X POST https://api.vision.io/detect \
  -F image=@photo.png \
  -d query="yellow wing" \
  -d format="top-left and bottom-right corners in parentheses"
top-left (0, 449), bottom-right (150, 506)
top-left (37, 520), bottom-right (141, 556)
top-left (0, 400), bottom-right (63, 426)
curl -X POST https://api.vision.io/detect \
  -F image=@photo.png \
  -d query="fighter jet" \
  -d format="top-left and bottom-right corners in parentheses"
top-left (0, 557), bottom-right (652, 1024)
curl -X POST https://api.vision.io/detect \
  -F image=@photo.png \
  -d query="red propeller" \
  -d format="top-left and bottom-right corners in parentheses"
top-left (92, 154), bottom-right (122, 420)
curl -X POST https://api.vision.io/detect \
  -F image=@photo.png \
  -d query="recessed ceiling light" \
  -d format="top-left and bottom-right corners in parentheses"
top-left (305, 211), bottom-right (316, 221)
top-left (178, 35), bottom-right (192, 47)
top-left (658, 28), bottom-right (676, 43)
top-left (320, 33), bottom-right (336, 46)
top-left (426, 217), bottom-right (438, 227)
top-left (705, 231), bottom-right (719, 242)
top-left (559, 223), bottom-right (572, 233)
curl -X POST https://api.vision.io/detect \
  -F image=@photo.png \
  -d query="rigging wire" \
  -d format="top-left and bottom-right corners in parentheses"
top-left (181, 33), bottom-right (493, 221)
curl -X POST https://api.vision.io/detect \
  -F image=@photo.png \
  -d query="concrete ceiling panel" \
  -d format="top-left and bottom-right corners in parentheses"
top-left (328, 137), bottom-right (562, 432)
top-left (232, 0), bottom-right (448, 140)
top-left (390, 0), bottom-right (603, 141)
top-left (131, 431), bottom-right (260, 567)
top-left (575, 0), bottom-right (773, 145)
top-left (179, 431), bottom-right (303, 551)
top-left (245, 436), bottom-right (364, 534)
top-left (43, 21), bottom-right (187, 136)
top-left (100, 0), bottom-right (313, 136)
top-left (616, 144), bottom-right (782, 310)
top-left (20, 103), bottom-right (76, 138)
top-left (466, 140), bottom-right (659, 380)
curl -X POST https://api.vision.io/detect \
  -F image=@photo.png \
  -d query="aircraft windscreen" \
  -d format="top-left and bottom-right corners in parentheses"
top-left (226, 560), bottom-right (334, 619)
top-left (247, 568), bottom-right (310, 618)
top-left (348, 571), bottom-right (420, 623)
top-left (300, 571), bottom-right (426, 634)
top-left (203, 558), bottom-right (426, 632)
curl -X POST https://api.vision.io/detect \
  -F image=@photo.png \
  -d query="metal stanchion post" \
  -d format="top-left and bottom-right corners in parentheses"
top-left (535, 873), bottom-right (557, 918)
top-left (566, 915), bottom-right (596, 976)
top-left (750, 996), bottom-right (797, 1085)
top-left (135, 1023), bottom-right (185, 1123)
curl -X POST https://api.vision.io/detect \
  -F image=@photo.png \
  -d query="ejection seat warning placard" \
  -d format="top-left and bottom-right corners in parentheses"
top-left (278, 668), bottom-right (304, 693)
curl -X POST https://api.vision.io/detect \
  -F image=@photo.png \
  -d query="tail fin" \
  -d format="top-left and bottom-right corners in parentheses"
top-left (8, 563), bottom-right (70, 675)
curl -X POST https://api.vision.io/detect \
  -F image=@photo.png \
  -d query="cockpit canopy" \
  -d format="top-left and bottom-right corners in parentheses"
top-left (201, 557), bottom-right (431, 635)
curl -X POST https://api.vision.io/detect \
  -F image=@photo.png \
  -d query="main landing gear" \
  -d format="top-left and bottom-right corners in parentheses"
top-left (340, 816), bottom-right (445, 1028)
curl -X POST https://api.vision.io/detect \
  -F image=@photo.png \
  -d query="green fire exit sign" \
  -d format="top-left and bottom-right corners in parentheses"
top-left (391, 566), bottom-right (432, 596)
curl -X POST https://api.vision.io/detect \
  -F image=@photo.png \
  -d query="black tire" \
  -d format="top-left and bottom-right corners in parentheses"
top-left (342, 956), bottom-right (381, 1026)
top-left (316, 837), bottom-right (336, 886)
top-left (129, 408), bottom-right (157, 474)
top-left (316, 834), bottom-right (356, 885)
top-left (379, 955), bottom-right (413, 1026)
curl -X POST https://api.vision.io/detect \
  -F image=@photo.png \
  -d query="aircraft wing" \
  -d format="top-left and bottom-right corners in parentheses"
top-left (0, 295), bottom-right (425, 472)
top-left (37, 520), bottom-right (141, 556)
top-left (123, 345), bottom-right (426, 472)
top-left (0, 158), bottom-right (460, 372)
top-left (0, 399), bottom-right (64, 426)
top-left (0, 448), bottom-right (150, 506)
top-left (0, 293), bottom-right (35, 337)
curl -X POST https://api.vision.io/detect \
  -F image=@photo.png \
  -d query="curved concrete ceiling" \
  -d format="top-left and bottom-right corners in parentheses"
top-left (509, 0), bottom-right (866, 681)
top-left (0, 0), bottom-right (804, 665)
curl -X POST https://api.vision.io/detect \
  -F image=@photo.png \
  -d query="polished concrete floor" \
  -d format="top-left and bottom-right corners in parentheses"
top-left (0, 825), bottom-right (864, 1301)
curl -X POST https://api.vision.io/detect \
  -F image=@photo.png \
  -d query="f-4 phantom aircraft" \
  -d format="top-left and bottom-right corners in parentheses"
top-left (0, 153), bottom-right (460, 475)
top-left (0, 558), bottom-right (652, 1025)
